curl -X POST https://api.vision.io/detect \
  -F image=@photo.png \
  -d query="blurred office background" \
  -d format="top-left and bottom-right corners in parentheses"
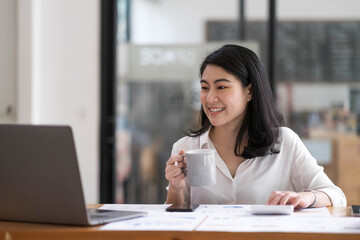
top-left (1, 0), bottom-right (359, 205)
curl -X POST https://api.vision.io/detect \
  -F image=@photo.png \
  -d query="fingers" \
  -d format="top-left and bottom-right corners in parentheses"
top-left (267, 191), bottom-right (285, 205)
top-left (165, 167), bottom-right (185, 181)
top-left (166, 150), bottom-right (186, 166)
top-left (279, 192), bottom-right (291, 205)
top-left (267, 191), bottom-right (309, 209)
top-left (291, 196), bottom-right (303, 209)
top-left (267, 191), bottom-right (294, 206)
top-left (165, 168), bottom-right (186, 189)
top-left (165, 150), bottom-right (187, 189)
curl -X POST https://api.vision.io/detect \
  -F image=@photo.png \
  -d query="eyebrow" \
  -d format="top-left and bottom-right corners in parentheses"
top-left (200, 79), bottom-right (231, 84)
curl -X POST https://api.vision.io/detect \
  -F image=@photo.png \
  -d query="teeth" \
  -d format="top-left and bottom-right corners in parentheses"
top-left (209, 108), bottom-right (224, 112)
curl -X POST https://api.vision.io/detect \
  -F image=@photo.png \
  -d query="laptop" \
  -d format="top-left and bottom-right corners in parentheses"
top-left (0, 124), bottom-right (147, 226)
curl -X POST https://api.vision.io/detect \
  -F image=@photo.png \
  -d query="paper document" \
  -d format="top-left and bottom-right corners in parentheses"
top-left (197, 215), bottom-right (360, 233)
top-left (293, 207), bottom-right (331, 217)
top-left (99, 204), bottom-right (360, 234)
top-left (100, 204), bottom-right (206, 231)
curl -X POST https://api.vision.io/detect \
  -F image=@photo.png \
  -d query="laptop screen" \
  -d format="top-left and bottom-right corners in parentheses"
top-left (0, 125), bottom-right (90, 225)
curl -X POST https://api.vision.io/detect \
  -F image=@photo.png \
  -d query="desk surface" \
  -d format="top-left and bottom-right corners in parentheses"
top-left (0, 206), bottom-right (358, 240)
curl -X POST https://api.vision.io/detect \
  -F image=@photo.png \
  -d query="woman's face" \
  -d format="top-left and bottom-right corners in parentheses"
top-left (200, 64), bottom-right (251, 131)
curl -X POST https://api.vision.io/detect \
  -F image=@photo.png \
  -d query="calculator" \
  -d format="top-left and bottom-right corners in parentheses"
top-left (251, 205), bottom-right (294, 215)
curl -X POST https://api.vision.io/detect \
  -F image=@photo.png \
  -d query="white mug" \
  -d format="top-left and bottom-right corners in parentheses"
top-left (185, 149), bottom-right (216, 186)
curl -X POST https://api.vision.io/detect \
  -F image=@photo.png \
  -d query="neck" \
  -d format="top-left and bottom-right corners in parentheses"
top-left (209, 122), bottom-right (249, 154)
top-left (211, 125), bottom-right (237, 140)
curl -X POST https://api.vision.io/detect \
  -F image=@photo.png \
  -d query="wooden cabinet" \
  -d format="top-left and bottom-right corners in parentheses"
top-left (324, 134), bottom-right (360, 206)
top-left (335, 134), bottom-right (360, 205)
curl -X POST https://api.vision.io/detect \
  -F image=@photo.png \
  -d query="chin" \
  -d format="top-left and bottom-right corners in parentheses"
top-left (208, 120), bottom-right (224, 127)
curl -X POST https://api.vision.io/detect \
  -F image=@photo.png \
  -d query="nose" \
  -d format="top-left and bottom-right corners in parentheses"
top-left (206, 89), bottom-right (218, 103)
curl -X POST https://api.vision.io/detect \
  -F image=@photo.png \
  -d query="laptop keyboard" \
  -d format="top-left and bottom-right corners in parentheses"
top-left (86, 208), bottom-right (146, 225)
top-left (87, 209), bottom-right (120, 224)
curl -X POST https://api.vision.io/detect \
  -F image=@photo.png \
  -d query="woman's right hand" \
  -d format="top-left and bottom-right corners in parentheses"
top-left (165, 150), bottom-right (187, 190)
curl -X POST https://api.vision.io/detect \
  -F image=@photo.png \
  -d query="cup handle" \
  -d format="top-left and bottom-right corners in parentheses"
top-left (179, 153), bottom-right (187, 176)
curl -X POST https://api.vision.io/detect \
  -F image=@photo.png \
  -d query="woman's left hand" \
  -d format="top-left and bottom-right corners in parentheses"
top-left (266, 191), bottom-right (315, 209)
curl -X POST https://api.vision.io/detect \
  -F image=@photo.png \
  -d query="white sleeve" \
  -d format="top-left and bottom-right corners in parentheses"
top-left (289, 131), bottom-right (346, 207)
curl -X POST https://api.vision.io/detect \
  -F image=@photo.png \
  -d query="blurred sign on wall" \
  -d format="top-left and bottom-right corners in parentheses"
top-left (127, 42), bottom-right (259, 82)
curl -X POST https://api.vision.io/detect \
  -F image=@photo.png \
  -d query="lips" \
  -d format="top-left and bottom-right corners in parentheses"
top-left (208, 107), bottom-right (225, 113)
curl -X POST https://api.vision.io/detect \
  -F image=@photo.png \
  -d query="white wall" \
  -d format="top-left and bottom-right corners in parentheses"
top-left (131, 0), bottom-right (238, 44)
top-left (276, 0), bottom-right (360, 20)
top-left (0, 0), bottom-right (16, 123)
top-left (131, 0), bottom-right (360, 44)
top-left (17, 0), bottom-right (100, 203)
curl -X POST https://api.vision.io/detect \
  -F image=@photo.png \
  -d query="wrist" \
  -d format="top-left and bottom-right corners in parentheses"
top-left (169, 183), bottom-right (184, 191)
top-left (303, 189), bottom-right (318, 208)
top-left (167, 184), bottom-right (185, 204)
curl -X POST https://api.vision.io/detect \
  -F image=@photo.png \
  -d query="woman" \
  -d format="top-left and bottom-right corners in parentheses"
top-left (165, 44), bottom-right (346, 208)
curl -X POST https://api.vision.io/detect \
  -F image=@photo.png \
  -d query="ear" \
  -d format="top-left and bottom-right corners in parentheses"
top-left (246, 84), bottom-right (252, 101)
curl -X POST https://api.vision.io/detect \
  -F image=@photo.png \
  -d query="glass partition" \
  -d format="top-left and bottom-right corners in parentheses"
top-left (115, 0), bottom-right (360, 204)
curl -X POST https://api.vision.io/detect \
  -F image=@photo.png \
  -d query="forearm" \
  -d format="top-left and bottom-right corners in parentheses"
top-left (301, 190), bottom-right (332, 208)
top-left (268, 190), bottom-right (333, 208)
top-left (165, 184), bottom-right (185, 205)
top-left (311, 191), bottom-right (332, 207)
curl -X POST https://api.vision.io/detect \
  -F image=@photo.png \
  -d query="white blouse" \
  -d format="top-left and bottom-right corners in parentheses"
top-left (169, 127), bottom-right (346, 207)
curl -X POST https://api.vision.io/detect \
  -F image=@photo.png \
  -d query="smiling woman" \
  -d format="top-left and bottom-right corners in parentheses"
top-left (164, 44), bottom-right (347, 209)
top-left (193, 44), bottom-right (282, 159)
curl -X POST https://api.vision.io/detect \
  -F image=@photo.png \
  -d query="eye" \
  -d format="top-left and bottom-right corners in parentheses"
top-left (217, 86), bottom-right (227, 90)
top-left (201, 86), bottom-right (209, 91)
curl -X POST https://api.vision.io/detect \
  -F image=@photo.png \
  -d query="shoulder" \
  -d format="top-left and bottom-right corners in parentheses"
top-left (278, 127), bottom-right (300, 142)
top-left (276, 127), bottom-right (303, 150)
top-left (277, 127), bottom-right (308, 154)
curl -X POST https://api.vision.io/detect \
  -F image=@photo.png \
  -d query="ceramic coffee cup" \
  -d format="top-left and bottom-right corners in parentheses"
top-left (185, 149), bottom-right (216, 186)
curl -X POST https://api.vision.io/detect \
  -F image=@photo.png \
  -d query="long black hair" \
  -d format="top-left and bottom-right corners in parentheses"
top-left (189, 44), bottom-right (284, 159)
